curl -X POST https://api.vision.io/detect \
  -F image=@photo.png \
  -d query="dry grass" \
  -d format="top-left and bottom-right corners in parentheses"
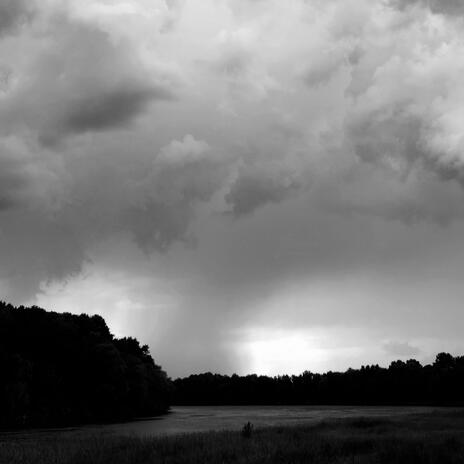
top-left (1, 410), bottom-right (464, 463)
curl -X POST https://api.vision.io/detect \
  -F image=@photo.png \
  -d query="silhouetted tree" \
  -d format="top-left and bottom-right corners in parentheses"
top-left (173, 353), bottom-right (464, 407)
top-left (0, 302), bottom-right (171, 428)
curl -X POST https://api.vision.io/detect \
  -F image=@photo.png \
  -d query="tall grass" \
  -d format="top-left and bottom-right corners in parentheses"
top-left (1, 410), bottom-right (464, 463)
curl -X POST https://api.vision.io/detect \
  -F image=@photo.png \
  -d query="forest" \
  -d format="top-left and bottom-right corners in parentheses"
top-left (2, 301), bottom-right (464, 430)
top-left (173, 353), bottom-right (464, 406)
top-left (0, 302), bottom-right (171, 428)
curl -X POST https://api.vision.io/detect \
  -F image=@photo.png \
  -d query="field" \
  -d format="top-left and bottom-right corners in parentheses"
top-left (1, 409), bottom-right (464, 463)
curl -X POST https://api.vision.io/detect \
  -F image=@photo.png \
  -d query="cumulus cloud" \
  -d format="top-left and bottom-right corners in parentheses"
top-left (124, 200), bottom-right (193, 252)
top-left (0, 208), bottom-right (85, 302)
top-left (209, 27), bottom-right (279, 105)
top-left (156, 134), bottom-right (212, 167)
top-left (3, 0), bottom-right (464, 376)
top-left (0, 0), bottom-right (34, 37)
top-left (161, 0), bottom-right (186, 32)
top-left (0, 2), bottom-right (179, 297)
top-left (225, 164), bottom-right (300, 217)
top-left (0, 138), bottom-right (63, 211)
top-left (391, 0), bottom-right (464, 16)
top-left (4, 0), bottom-right (464, 283)
top-left (336, 0), bottom-right (464, 224)
top-left (61, 86), bottom-right (162, 136)
top-left (0, 17), bottom-right (173, 145)
top-left (320, 163), bottom-right (464, 225)
top-left (304, 52), bottom-right (344, 87)
top-left (0, 150), bottom-right (29, 210)
top-left (124, 135), bottom-right (227, 251)
top-left (348, 101), bottom-right (464, 193)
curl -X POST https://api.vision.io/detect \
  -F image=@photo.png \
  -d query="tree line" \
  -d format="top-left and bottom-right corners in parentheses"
top-left (173, 353), bottom-right (464, 406)
top-left (0, 302), bottom-right (171, 428)
top-left (2, 300), bottom-right (464, 430)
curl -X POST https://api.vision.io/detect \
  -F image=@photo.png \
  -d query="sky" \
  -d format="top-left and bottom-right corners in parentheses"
top-left (2, 0), bottom-right (464, 378)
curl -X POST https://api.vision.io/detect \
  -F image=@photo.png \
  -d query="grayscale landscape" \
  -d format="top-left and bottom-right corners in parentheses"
top-left (1, 0), bottom-right (464, 462)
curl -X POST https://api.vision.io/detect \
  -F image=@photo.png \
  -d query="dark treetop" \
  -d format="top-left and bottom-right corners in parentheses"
top-left (173, 353), bottom-right (464, 406)
top-left (2, 301), bottom-right (463, 430)
top-left (0, 302), bottom-right (171, 429)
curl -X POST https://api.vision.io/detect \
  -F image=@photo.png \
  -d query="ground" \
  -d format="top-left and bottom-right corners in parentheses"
top-left (1, 409), bottom-right (464, 463)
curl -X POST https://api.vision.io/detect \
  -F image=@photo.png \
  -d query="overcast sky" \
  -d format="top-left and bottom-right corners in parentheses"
top-left (2, 0), bottom-right (464, 377)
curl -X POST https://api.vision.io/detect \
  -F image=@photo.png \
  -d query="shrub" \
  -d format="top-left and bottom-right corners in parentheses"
top-left (241, 421), bottom-right (254, 438)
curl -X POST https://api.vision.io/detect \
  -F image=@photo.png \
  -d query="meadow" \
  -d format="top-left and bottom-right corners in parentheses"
top-left (1, 409), bottom-right (464, 464)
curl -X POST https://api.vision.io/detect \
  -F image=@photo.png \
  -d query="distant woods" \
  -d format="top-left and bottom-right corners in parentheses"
top-left (173, 353), bottom-right (464, 406)
top-left (2, 301), bottom-right (464, 430)
top-left (0, 302), bottom-right (171, 428)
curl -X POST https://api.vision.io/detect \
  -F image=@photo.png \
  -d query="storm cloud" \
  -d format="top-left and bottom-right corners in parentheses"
top-left (2, 0), bottom-right (464, 376)
top-left (391, 0), bottom-right (464, 16)
top-left (0, 15), bottom-right (174, 145)
top-left (225, 165), bottom-right (300, 216)
top-left (0, 0), bottom-right (34, 37)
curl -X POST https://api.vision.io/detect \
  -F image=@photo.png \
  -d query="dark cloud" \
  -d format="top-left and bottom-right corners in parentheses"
top-left (216, 50), bottom-right (252, 77)
top-left (125, 199), bottom-right (192, 252)
top-left (0, 141), bottom-right (58, 212)
top-left (348, 108), bottom-right (424, 175)
top-left (303, 45), bottom-right (364, 89)
top-left (0, 140), bottom-right (82, 301)
top-left (1, 18), bottom-right (173, 145)
top-left (0, 65), bottom-right (12, 92)
top-left (340, 12), bottom-right (464, 226)
top-left (0, 210), bottom-right (85, 303)
top-left (61, 86), bottom-right (167, 136)
top-left (390, 0), bottom-right (464, 16)
top-left (0, 156), bottom-right (27, 210)
top-left (304, 52), bottom-right (343, 87)
top-left (123, 135), bottom-right (227, 251)
top-left (428, 0), bottom-right (464, 15)
top-left (0, 0), bottom-right (34, 37)
top-left (348, 103), bottom-right (464, 205)
top-left (225, 166), bottom-right (300, 217)
top-left (2, 0), bottom-right (464, 377)
top-left (342, 105), bottom-right (464, 227)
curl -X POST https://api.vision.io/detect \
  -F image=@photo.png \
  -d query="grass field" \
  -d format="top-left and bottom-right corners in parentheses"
top-left (1, 409), bottom-right (464, 463)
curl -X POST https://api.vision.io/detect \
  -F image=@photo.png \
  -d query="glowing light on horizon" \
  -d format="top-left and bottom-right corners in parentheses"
top-left (240, 328), bottom-right (364, 376)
